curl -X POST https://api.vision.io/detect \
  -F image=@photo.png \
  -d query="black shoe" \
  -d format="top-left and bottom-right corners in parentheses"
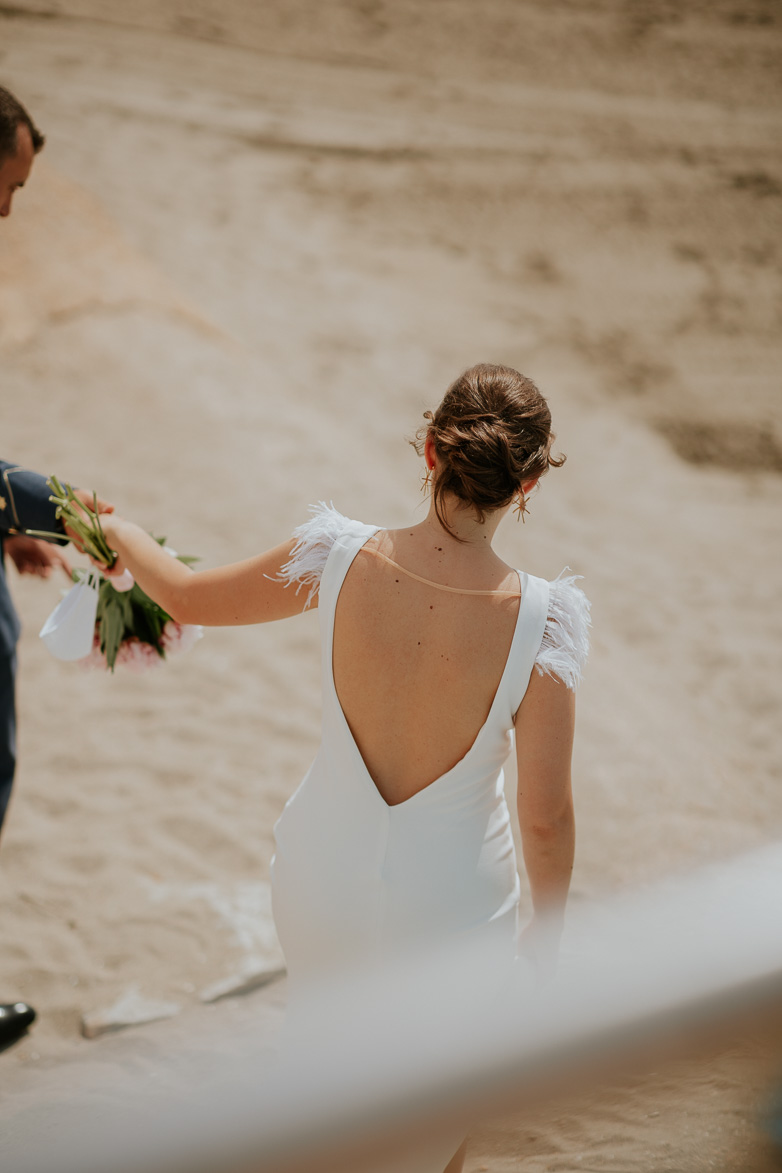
top-left (0, 1002), bottom-right (36, 1048)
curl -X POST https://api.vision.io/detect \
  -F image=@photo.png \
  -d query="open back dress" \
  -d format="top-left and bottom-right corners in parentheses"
top-left (271, 505), bottom-right (590, 993)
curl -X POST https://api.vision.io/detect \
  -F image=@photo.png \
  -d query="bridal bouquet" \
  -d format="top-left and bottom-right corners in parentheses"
top-left (37, 478), bottom-right (202, 672)
top-left (72, 560), bottom-right (203, 673)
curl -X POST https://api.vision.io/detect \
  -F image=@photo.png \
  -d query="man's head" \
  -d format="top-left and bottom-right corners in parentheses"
top-left (0, 85), bottom-right (45, 218)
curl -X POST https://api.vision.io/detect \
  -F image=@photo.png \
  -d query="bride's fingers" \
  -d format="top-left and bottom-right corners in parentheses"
top-left (90, 555), bottom-right (134, 592)
top-left (109, 568), bottom-right (135, 591)
top-left (90, 554), bottom-right (124, 575)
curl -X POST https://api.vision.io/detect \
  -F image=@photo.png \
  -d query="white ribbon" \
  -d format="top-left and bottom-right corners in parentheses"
top-left (39, 573), bottom-right (100, 661)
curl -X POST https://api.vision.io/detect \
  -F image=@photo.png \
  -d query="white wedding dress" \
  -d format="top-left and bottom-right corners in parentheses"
top-left (270, 505), bottom-right (589, 1171)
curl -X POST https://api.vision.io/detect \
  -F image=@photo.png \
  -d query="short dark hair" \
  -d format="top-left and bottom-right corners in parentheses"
top-left (0, 85), bottom-right (45, 163)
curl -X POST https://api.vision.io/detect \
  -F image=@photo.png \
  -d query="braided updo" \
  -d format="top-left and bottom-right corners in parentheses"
top-left (412, 363), bottom-right (565, 539)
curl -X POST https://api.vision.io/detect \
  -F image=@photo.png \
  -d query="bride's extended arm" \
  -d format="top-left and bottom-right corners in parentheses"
top-left (514, 669), bottom-right (576, 968)
top-left (98, 515), bottom-right (311, 626)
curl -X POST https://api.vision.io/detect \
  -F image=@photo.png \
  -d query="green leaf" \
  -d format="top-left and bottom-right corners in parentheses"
top-left (97, 583), bottom-right (133, 671)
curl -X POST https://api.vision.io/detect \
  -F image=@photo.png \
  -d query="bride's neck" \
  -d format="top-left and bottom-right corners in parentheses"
top-left (422, 496), bottom-right (505, 552)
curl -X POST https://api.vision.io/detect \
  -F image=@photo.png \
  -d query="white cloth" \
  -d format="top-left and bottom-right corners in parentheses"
top-left (272, 507), bottom-right (590, 984)
top-left (271, 507), bottom-right (590, 1172)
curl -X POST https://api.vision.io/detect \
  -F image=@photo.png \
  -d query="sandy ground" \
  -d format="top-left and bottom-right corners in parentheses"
top-left (0, 1), bottom-right (781, 1169)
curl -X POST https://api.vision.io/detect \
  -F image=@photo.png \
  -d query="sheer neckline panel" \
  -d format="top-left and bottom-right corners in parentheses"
top-left (359, 546), bottom-right (522, 598)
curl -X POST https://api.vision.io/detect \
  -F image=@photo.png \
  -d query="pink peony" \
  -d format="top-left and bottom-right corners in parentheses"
top-left (78, 631), bottom-right (108, 672)
top-left (115, 637), bottom-right (165, 674)
top-left (161, 622), bottom-right (204, 656)
top-left (78, 622), bottom-right (203, 672)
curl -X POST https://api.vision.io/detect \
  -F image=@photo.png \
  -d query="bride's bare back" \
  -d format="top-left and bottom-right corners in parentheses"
top-left (333, 529), bottom-right (522, 807)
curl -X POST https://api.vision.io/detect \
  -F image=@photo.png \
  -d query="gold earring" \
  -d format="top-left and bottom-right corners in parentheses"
top-left (514, 492), bottom-right (528, 523)
top-left (421, 465), bottom-right (433, 492)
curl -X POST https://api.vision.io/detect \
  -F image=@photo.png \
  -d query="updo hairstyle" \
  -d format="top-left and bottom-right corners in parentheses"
top-left (412, 363), bottom-right (565, 539)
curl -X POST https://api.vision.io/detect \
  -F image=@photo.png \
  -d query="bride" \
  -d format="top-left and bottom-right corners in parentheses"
top-left (95, 363), bottom-right (589, 1173)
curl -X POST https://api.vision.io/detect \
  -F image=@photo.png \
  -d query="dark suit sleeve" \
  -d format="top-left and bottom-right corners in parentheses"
top-left (0, 460), bottom-right (66, 541)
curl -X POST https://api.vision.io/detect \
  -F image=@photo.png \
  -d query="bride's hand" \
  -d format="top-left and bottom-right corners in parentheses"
top-left (63, 488), bottom-right (114, 550)
top-left (91, 513), bottom-right (129, 579)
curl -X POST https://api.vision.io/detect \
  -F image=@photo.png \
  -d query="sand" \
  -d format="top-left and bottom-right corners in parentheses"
top-left (0, 1), bottom-right (781, 1168)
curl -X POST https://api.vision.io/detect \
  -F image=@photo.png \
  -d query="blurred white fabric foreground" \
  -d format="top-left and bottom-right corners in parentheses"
top-left (2, 842), bottom-right (781, 1173)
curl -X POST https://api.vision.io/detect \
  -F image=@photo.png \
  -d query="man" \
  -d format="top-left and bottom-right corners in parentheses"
top-left (0, 84), bottom-right (41, 217)
top-left (0, 84), bottom-right (112, 1048)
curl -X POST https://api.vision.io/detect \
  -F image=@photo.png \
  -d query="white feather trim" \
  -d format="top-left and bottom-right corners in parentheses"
top-left (277, 501), bottom-right (352, 609)
top-left (534, 570), bottom-right (591, 691)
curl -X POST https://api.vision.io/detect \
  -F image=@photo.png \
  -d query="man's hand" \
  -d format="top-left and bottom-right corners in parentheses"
top-left (5, 535), bottom-right (72, 581)
top-left (64, 488), bottom-right (114, 550)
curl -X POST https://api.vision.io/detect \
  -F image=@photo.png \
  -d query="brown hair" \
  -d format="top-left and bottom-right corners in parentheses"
top-left (412, 363), bottom-right (565, 539)
top-left (0, 86), bottom-right (45, 164)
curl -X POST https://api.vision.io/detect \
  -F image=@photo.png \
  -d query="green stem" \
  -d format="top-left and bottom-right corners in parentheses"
top-left (14, 528), bottom-right (65, 541)
top-left (46, 477), bottom-right (116, 568)
top-left (92, 489), bottom-right (110, 551)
